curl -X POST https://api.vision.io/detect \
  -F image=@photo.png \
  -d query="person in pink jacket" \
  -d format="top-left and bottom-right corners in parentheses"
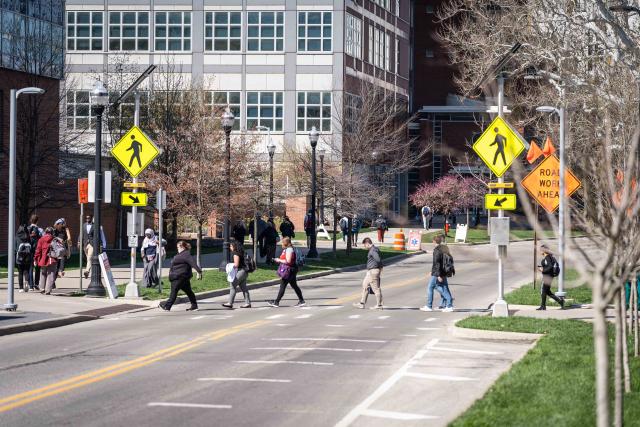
top-left (34, 227), bottom-right (57, 295)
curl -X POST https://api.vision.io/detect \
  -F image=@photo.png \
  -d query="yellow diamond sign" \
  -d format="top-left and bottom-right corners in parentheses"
top-left (473, 116), bottom-right (526, 177)
top-left (111, 126), bottom-right (159, 177)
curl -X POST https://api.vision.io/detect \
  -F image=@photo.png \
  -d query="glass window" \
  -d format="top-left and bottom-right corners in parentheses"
top-left (345, 14), bottom-right (361, 59)
top-left (108, 11), bottom-right (149, 51)
top-left (246, 91), bottom-right (283, 131)
top-left (155, 11), bottom-right (191, 51)
top-left (297, 91), bottom-right (331, 132)
top-left (66, 90), bottom-right (94, 130)
top-left (247, 11), bottom-right (283, 52)
top-left (67, 11), bottom-right (103, 51)
top-left (298, 11), bottom-right (331, 52)
top-left (204, 11), bottom-right (241, 52)
top-left (206, 91), bottom-right (241, 130)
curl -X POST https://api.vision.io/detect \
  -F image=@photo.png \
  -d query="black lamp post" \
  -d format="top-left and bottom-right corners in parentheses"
top-left (86, 81), bottom-right (109, 297)
top-left (219, 109), bottom-right (235, 271)
top-left (318, 148), bottom-right (325, 225)
top-left (268, 140), bottom-right (276, 221)
top-left (307, 126), bottom-right (319, 258)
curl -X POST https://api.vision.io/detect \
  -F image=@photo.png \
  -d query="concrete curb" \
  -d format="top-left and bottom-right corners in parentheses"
top-left (0, 314), bottom-right (96, 337)
top-left (169, 250), bottom-right (425, 306)
top-left (450, 324), bottom-right (543, 342)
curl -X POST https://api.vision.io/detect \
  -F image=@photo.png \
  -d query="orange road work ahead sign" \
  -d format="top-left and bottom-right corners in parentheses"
top-left (520, 155), bottom-right (581, 213)
top-left (78, 178), bottom-right (88, 204)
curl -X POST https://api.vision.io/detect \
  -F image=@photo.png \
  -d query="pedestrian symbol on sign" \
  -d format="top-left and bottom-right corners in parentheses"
top-left (127, 135), bottom-right (143, 168)
top-left (490, 128), bottom-right (507, 166)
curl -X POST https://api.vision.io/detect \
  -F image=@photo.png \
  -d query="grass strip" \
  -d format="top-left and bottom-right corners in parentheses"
top-left (452, 316), bottom-right (640, 426)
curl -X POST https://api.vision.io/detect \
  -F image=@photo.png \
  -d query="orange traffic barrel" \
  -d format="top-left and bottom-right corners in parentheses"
top-left (393, 229), bottom-right (406, 251)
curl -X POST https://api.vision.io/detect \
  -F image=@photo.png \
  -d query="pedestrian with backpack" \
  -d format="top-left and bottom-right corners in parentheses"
top-left (15, 224), bottom-right (32, 293)
top-left (53, 218), bottom-right (72, 285)
top-left (421, 206), bottom-right (432, 230)
top-left (34, 227), bottom-right (58, 295)
top-left (304, 209), bottom-right (315, 249)
top-left (420, 234), bottom-right (454, 312)
top-left (280, 216), bottom-right (295, 239)
top-left (351, 216), bottom-right (362, 247)
top-left (374, 215), bottom-right (388, 243)
top-left (263, 220), bottom-right (279, 265)
top-left (222, 240), bottom-right (252, 309)
top-left (339, 216), bottom-right (349, 242)
top-left (353, 238), bottom-right (384, 310)
top-left (159, 241), bottom-right (202, 312)
top-left (537, 244), bottom-right (564, 310)
top-left (268, 237), bottom-right (306, 307)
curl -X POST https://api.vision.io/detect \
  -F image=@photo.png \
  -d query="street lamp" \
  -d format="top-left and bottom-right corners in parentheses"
top-left (318, 148), bottom-right (326, 225)
top-left (267, 140), bottom-right (276, 221)
top-left (536, 105), bottom-right (567, 298)
top-left (4, 87), bottom-right (44, 311)
top-left (219, 109), bottom-right (235, 271)
top-left (307, 126), bottom-right (319, 259)
top-left (86, 81), bottom-right (109, 297)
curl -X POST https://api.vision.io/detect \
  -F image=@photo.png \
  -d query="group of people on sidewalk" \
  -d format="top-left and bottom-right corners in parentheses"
top-left (14, 215), bottom-right (78, 295)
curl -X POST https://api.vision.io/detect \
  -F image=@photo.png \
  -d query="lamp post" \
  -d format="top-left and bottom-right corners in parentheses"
top-left (86, 81), bottom-right (109, 297)
top-left (219, 109), bottom-right (235, 271)
top-left (318, 148), bottom-right (326, 225)
top-left (4, 87), bottom-right (44, 311)
top-left (268, 140), bottom-right (276, 221)
top-left (307, 126), bottom-right (319, 258)
top-left (537, 105), bottom-right (566, 298)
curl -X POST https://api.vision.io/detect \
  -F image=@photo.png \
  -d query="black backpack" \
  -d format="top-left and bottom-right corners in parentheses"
top-left (442, 252), bottom-right (456, 277)
top-left (244, 253), bottom-right (256, 273)
top-left (550, 256), bottom-right (561, 277)
top-left (16, 242), bottom-right (31, 265)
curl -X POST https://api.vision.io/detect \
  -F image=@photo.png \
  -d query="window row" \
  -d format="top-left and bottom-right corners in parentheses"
top-left (346, 14), bottom-right (399, 74)
top-left (66, 90), bottom-right (332, 133)
top-left (67, 10), bottom-right (333, 53)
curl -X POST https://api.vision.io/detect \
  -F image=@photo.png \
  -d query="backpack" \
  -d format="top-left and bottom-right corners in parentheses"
top-left (244, 253), bottom-right (257, 273)
top-left (16, 242), bottom-right (31, 265)
top-left (294, 247), bottom-right (305, 268)
top-left (550, 256), bottom-right (561, 277)
top-left (442, 252), bottom-right (456, 277)
top-left (48, 237), bottom-right (66, 260)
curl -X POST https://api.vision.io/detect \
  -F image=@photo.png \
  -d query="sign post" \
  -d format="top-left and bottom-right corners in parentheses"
top-left (156, 188), bottom-right (166, 293)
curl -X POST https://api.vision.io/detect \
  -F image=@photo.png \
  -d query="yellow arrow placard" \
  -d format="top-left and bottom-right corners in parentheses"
top-left (111, 126), bottom-right (159, 177)
top-left (473, 116), bottom-right (526, 177)
top-left (488, 182), bottom-right (515, 189)
top-left (121, 192), bottom-right (148, 207)
top-left (485, 193), bottom-right (517, 211)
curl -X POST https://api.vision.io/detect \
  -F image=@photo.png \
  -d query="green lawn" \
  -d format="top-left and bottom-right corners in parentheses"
top-left (116, 247), bottom-right (416, 300)
top-left (452, 316), bottom-right (640, 426)
top-left (421, 228), bottom-right (585, 244)
top-left (505, 269), bottom-right (593, 306)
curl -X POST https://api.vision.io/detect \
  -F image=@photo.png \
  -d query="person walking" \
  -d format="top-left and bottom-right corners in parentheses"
top-left (34, 227), bottom-right (58, 295)
top-left (232, 220), bottom-right (247, 244)
top-left (222, 240), bottom-right (251, 309)
top-left (280, 216), bottom-right (295, 239)
top-left (80, 215), bottom-right (94, 279)
top-left (304, 209), bottom-right (315, 248)
top-left (268, 237), bottom-right (306, 307)
top-left (159, 241), bottom-right (202, 312)
top-left (421, 205), bottom-right (432, 230)
top-left (420, 235), bottom-right (454, 312)
top-left (339, 216), bottom-right (349, 242)
top-left (374, 215), bottom-right (388, 243)
top-left (351, 216), bottom-right (362, 247)
top-left (15, 224), bottom-right (32, 293)
top-left (27, 214), bottom-right (42, 290)
top-left (53, 219), bottom-right (71, 284)
top-left (263, 220), bottom-right (279, 265)
top-left (537, 244), bottom-right (564, 310)
top-left (141, 229), bottom-right (160, 288)
top-left (353, 237), bottom-right (383, 310)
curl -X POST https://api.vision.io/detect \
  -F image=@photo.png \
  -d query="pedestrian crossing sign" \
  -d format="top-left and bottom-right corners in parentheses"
top-left (111, 126), bottom-right (159, 178)
top-left (473, 116), bottom-right (526, 177)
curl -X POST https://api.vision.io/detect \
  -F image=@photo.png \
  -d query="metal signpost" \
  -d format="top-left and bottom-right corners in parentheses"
top-left (156, 188), bottom-right (166, 293)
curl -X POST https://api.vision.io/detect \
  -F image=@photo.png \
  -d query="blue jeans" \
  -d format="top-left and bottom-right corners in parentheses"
top-left (427, 275), bottom-right (452, 308)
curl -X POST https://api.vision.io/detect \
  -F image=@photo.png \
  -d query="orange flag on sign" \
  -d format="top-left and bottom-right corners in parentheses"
top-left (526, 139), bottom-right (544, 164)
top-left (542, 136), bottom-right (556, 157)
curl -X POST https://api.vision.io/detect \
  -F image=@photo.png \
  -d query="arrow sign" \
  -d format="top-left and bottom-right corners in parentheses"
top-left (485, 194), bottom-right (517, 211)
top-left (121, 192), bottom-right (148, 207)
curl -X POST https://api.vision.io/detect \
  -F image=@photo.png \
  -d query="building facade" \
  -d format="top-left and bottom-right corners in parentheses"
top-left (64, 0), bottom-right (411, 223)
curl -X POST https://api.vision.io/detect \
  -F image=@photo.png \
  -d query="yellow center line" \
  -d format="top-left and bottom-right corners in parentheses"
top-left (0, 320), bottom-right (268, 413)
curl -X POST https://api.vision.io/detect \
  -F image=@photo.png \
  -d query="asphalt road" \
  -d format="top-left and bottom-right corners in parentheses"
top-left (0, 242), bottom-right (539, 427)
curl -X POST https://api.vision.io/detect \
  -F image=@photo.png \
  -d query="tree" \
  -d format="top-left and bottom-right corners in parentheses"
top-left (438, 2), bottom-right (640, 425)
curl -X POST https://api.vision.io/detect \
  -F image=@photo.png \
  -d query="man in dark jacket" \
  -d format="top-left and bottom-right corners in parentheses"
top-left (280, 216), bottom-right (295, 239)
top-left (263, 221), bottom-right (279, 265)
top-left (159, 241), bottom-right (202, 311)
top-left (232, 220), bottom-right (247, 244)
top-left (353, 238), bottom-right (383, 310)
top-left (421, 235), bottom-right (453, 312)
top-left (304, 209), bottom-right (315, 248)
top-left (537, 244), bottom-right (564, 310)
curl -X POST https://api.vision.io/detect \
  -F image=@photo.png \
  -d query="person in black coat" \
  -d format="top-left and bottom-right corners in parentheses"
top-left (263, 221), bottom-right (279, 265)
top-left (232, 220), bottom-right (247, 244)
top-left (159, 241), bottom-right (202, 311)
top-left (537, 244), bottom-right (564, 310)
top-left (279, 216), bottom-right (295, 239)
